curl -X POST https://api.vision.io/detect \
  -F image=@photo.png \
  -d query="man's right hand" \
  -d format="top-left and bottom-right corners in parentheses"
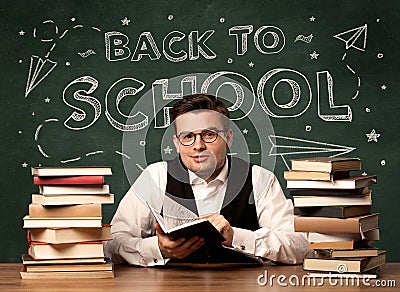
top-left (155, 222), bottom-right (205, 259)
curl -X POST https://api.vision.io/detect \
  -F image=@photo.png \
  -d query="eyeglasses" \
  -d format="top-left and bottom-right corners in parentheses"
top-left (177, 129), bottom-right (226, 146)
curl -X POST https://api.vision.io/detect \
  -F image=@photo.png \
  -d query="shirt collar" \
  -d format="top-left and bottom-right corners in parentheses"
top-left (188, 157), bottom-right (229, 185)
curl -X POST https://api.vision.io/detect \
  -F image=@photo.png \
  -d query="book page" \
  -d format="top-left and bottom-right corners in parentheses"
top-left (162, 196), bottom-right (198, 230)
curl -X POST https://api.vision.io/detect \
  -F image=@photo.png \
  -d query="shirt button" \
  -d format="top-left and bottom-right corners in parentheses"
top-left (153, 259), bottom-right (158, 263)
top-left (240, 245), bottom-right (246, 251)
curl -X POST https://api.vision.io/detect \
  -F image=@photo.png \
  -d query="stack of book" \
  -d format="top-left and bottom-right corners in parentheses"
top-left (284, 157), bottom-right (386, 278)
top-left (20, 166), bottom-right (115, 279)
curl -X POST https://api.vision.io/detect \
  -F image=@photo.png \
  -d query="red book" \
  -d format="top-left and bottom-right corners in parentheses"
top-left (34, 176), bottom-right (104, 185)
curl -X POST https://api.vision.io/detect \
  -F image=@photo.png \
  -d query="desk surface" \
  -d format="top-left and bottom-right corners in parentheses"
top-left (0, 263), bottom-right (398, 291)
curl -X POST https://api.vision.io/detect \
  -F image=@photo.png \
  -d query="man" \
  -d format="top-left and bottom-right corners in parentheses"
top-left (105, 94), bottom-right (311, 266)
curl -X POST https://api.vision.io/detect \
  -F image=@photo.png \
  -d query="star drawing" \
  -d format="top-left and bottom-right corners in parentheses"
top-left (121, 17), bottom-right (131, 26)
top-left (366, 129), bottom-right (380, 142)
top-left (163, 145), bottom-right (173, 154)
top-left (309, 16), bottom-right (316, 22)
top-left (310, 51), bottom-right (319, 59)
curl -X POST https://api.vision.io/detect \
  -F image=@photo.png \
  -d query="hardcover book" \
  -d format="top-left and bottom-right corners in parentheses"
top-left (290, 157), bottom-right (361, 172)
top-left (23, 215), bottom-right (103, 228)
top-left (286, 176), bottom-right (377, 190)
top-left (292, 192), bottom-right (372, 207)
top-left (31, 166), bottom-right (112, 177)
top-left (39, 184), bottom-right (110, 195)
top-left (294, 205), bottom-right (372, 218)
top-left (294, 213), bottom-right (379, 234)
top-left (303, 252), bottom-right (386, 273)
top-left (29, 204), bottom-right (102, 218)
top-left (34, 175), bottom-right (105, 185)
top-left (31, 194), bottom-right (114, 205)
top-left (28, 225), bottom-right (111, 244)
top-left (28, 241), bottom-right (105, 260)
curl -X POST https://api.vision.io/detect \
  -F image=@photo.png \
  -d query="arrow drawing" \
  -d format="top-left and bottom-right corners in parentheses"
top-left (25, 55), bottom-right (57, 97)
top-left (268, 135), bottom-right (356, 169)
top-left (333, 24), bottom-right (367, 52)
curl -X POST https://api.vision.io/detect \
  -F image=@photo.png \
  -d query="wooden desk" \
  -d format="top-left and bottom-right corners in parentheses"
top-left (0, 263), bottom-right (398, 291)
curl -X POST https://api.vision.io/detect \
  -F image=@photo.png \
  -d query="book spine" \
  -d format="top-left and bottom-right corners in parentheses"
top-left (34, 176), bottom-right (104, 185)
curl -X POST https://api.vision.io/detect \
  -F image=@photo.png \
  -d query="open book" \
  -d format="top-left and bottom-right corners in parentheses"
top-left (146, 202), bottom-right (225, 243)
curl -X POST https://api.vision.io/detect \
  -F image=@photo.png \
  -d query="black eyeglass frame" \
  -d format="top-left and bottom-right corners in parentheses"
top-left (176, 129), bottom-right (227, 146)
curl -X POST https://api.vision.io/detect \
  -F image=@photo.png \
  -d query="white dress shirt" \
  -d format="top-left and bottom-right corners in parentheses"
top-left (104, 160), bottom-right (311, 266)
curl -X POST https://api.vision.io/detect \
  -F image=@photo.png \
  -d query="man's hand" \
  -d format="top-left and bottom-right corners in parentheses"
top-left (155, 222), bottom-right (205, 259)
top-left (201, 213), bottom-right (234, 247)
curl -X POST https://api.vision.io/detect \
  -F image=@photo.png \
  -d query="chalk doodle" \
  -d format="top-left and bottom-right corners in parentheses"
top-left (25, 18), bottom-right (102, 97)
top-left (121, 17), bottom-right (131, 26)
top-left (366, 129), bottom-right (380, 142)
top-left (317, 71), bottom-right (353, 122)
top-left (294, 34), bottom-right (313, 43)
top-left (78, 50), bottom-right (96, 58)
top-left (115, 151), bottom-right (131, 159)
top-left (268, 135), bottom-right (356, 170)
top-left (334, 24), bottom-right (367, 52)
top-left (309, 51), bottom-right (319, 59)
top-left (25, 56), bottom-right (57, 97)
top-left (163, 146), bottom-right (173, 155)
top-left (334, 24), bottom-right (367, 100)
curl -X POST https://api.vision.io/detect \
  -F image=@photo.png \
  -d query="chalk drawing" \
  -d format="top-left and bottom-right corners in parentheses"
top-left (105, 77), bottom-right (149, 131)
top-left (229, 25), bottom-right (253, 55)
top-left (115, 151), bottom-right (131, 159)
top-left (61, 157), bottom-right (82, 164)
top-left (86, 151), bottom-right (104, 157)
top-left (366, 129), bottom-right (380, 142)
top-left (334, 24), bottom-right (367, 52)
top-left (25, 19), bottom-right (101, 97)
top-left (121, 17), bottom-right (131, 26)
top-left (136, 163), bottom-right (145, 171)
top-left (269, 135), bottom-right (356, 169)
top-left (294, 34), bottom-right (313, 43)
top-left (25, 56), bottom-right (57, 97)
top-left (163, 146), bottom-right (173, 155)
top-left (334, 24), bottom-right (368, 100)
top-left (317, 71), bottom-right (352, 122)
top-left (309, 51), bottom-right (319, 59)
top-left (78, 50), bottom-right (96, 58)
top-left (163, 31), bottom-right (187, 62)
top-left (63, 76), bottom-right (101, 130)
top-left (201, 71), bottom-right (256, 121)
top-left (257, 68), bottom-right (312, 118)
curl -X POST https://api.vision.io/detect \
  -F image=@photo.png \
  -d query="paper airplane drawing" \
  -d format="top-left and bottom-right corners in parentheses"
top-left (25, 55), bottom-right (57, 97)
top-left (333, 24), bottom-right (367, 51)
top-left (268, 135), bottom-right (356, 157)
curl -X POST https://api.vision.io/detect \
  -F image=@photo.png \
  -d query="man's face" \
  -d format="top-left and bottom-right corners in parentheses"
top-left (173, 110), bottom-right (233, 182)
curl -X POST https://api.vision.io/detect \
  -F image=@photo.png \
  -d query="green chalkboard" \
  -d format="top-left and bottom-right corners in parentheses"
top-left (1, 0), bottom-right (399, 262)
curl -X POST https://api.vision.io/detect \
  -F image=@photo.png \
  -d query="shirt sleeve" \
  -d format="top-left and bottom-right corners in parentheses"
top-left (104, 163), bottom-right (169, 267)
top-left (231, 165), bottom-right (313, 264)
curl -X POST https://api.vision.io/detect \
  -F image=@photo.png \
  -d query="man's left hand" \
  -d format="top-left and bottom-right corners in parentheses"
top-left (201, 213), bottom-right (233, 247)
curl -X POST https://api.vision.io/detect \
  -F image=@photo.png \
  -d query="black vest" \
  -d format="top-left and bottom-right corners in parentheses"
top-left (165, 156), bottom-right (259, 263)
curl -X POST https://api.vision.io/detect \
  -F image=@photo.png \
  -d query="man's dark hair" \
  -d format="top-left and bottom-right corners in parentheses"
top-left (171, 94), bottom-right (230, 123)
